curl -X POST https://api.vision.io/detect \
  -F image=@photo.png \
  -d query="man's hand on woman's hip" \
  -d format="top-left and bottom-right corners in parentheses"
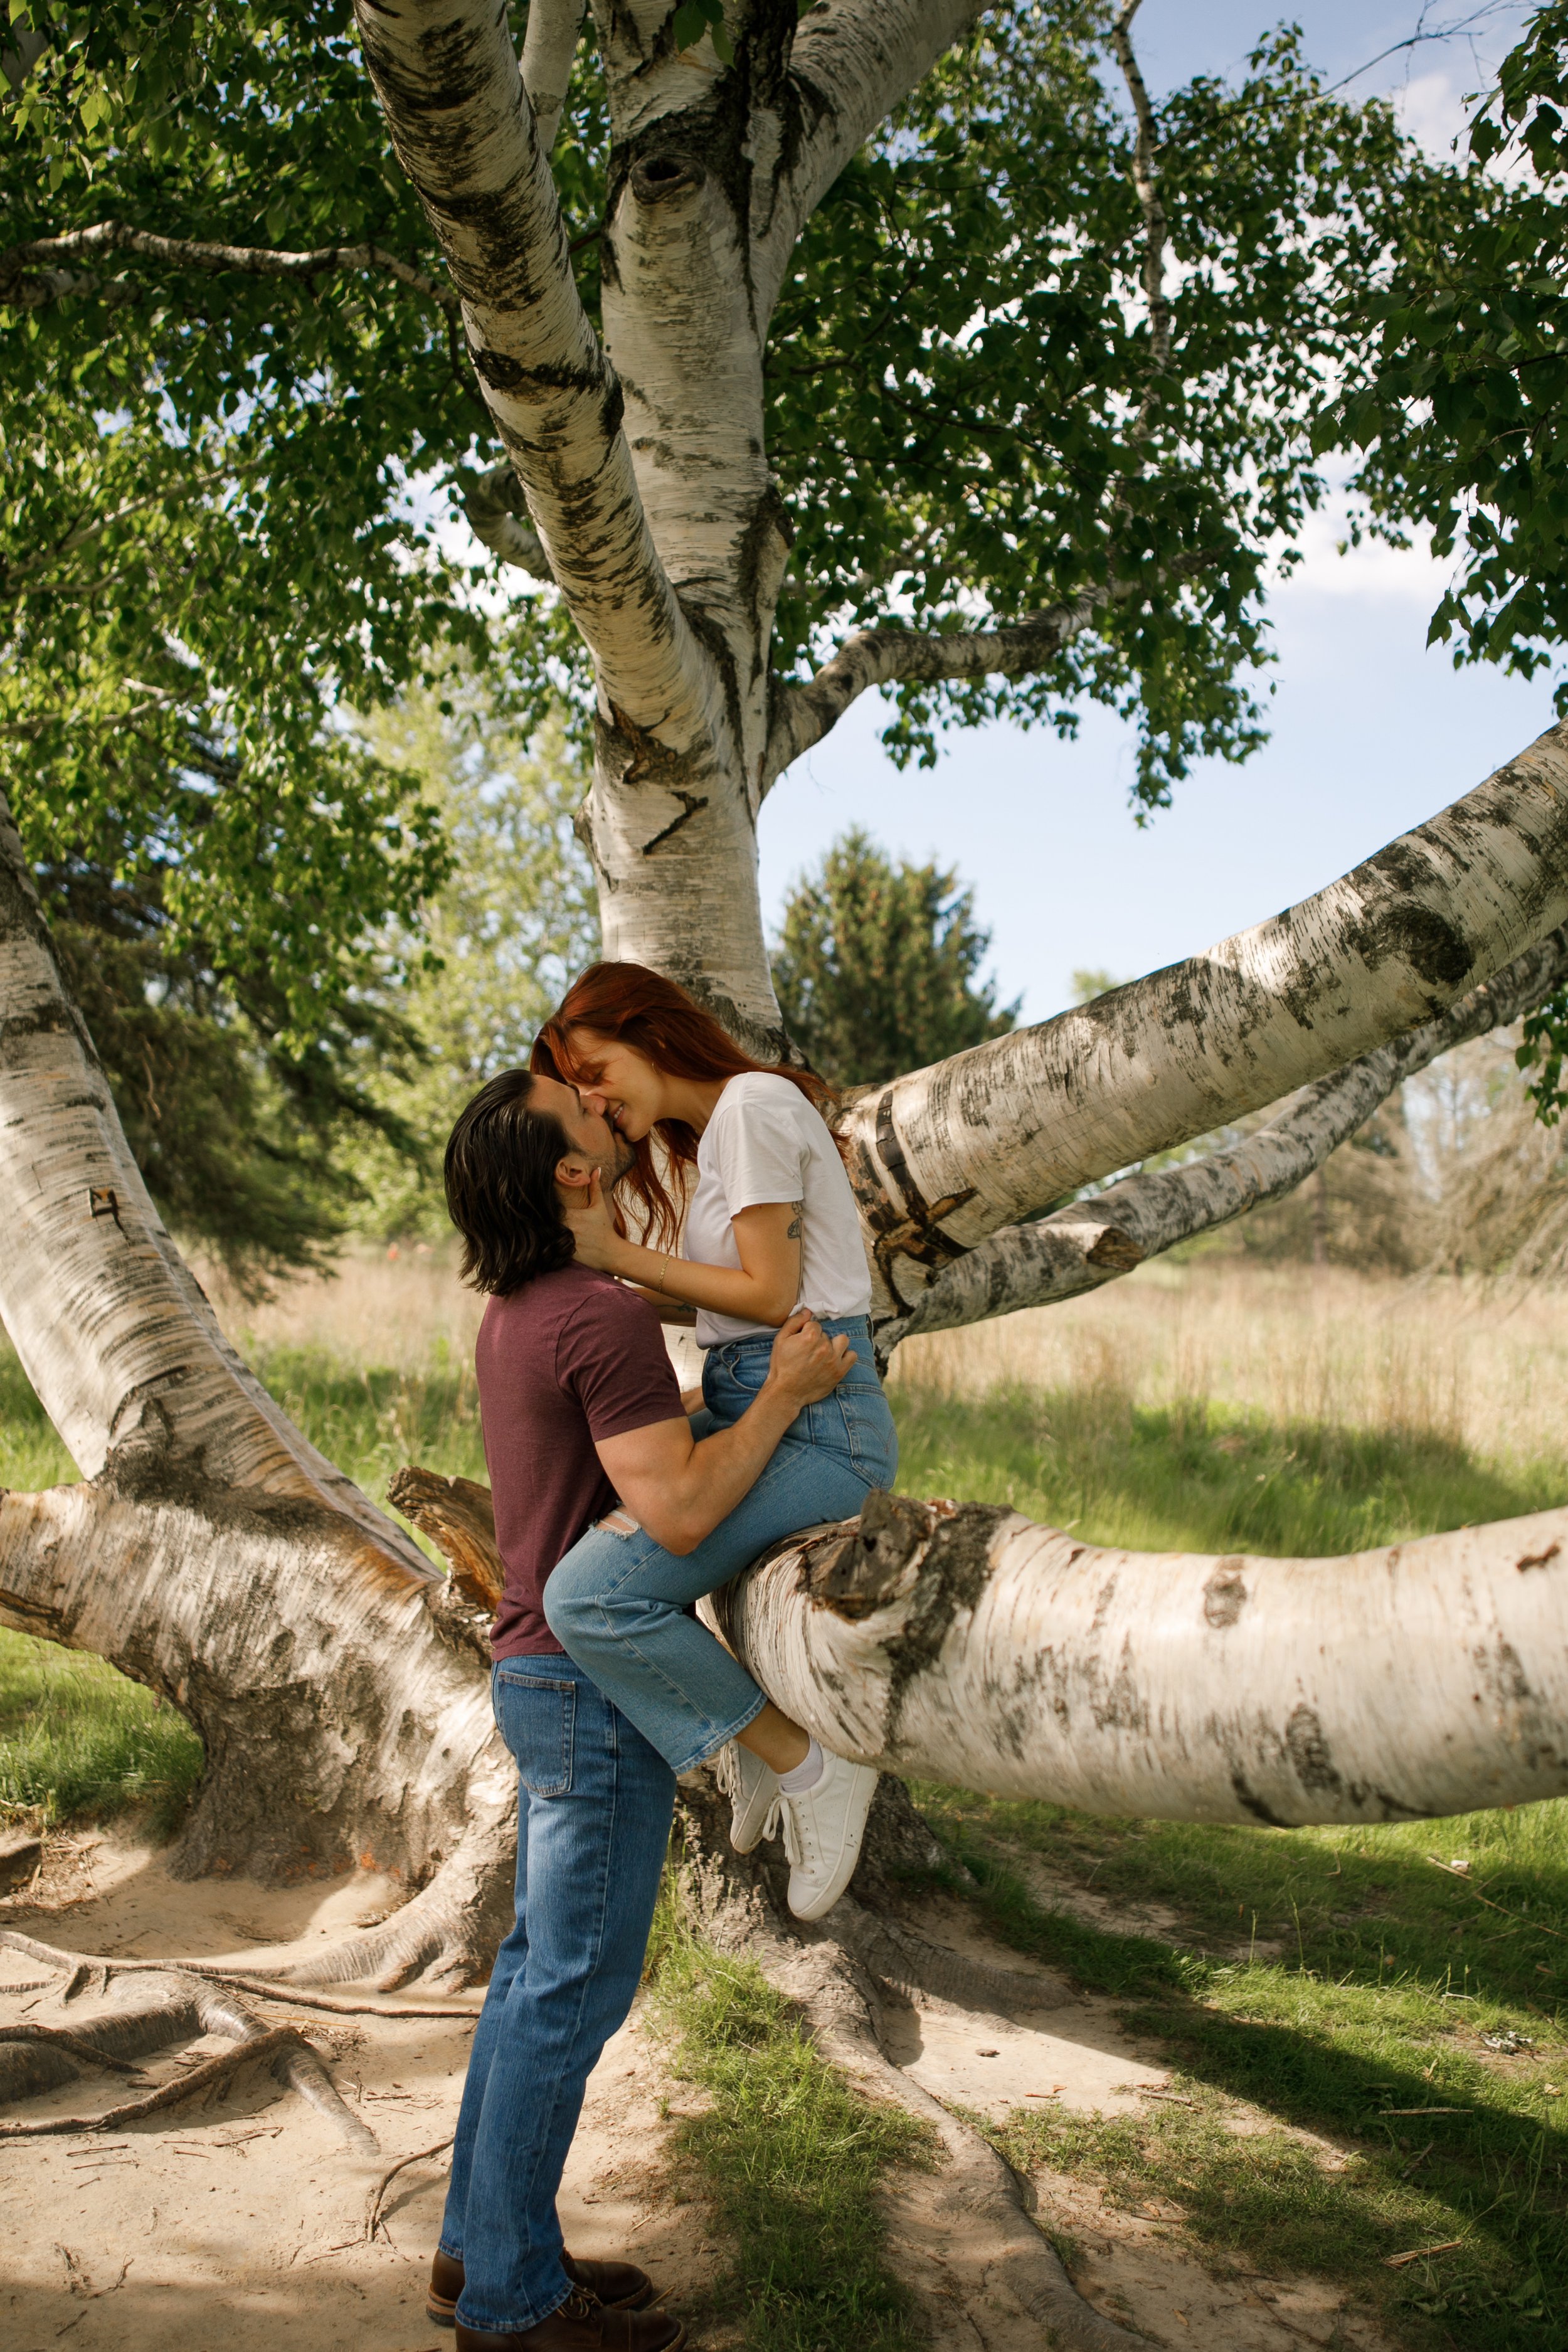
top-left (763, 1310), bottom-right (857, 1408)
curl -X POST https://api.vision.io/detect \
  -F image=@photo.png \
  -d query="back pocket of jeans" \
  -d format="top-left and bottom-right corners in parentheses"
top-left (494, 1672), bottom-right (576, 1797)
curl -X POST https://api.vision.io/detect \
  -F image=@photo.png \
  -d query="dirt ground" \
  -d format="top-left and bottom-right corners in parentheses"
top-left (0, 1831), bottom-right (1389, 2351)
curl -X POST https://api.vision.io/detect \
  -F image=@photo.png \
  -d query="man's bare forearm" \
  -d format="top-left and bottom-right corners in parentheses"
top-left (660, 1386), bottom-right (800, 1552)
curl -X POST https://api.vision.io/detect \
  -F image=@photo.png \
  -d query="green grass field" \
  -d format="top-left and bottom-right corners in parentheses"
top-left (4, 1295), bottom-right (1567, 2345)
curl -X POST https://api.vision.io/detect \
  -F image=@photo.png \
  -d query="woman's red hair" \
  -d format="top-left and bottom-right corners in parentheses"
top-left (531, 962), bottom-right (837, 1250)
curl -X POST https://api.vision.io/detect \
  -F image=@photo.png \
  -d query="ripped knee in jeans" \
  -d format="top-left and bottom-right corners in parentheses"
top-left (598, 1507), bottom-right (640, 1537)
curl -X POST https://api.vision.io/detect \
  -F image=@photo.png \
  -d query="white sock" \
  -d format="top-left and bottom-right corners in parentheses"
top-left (778, 1738), bottom-right (824, 1794)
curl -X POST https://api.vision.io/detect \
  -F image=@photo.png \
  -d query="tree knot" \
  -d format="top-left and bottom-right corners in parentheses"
top-left (630, 155), bottom-right (706, 206)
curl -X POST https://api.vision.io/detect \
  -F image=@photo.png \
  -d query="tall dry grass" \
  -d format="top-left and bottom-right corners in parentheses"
top-left (890, 1258), bottom-right (1568, 1473)
top-left (201, 1244), bottom-right (1568, 1481)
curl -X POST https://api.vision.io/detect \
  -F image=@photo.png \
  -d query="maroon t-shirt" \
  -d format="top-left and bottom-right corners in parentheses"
top-left (478, 1265), bottom-right (684, 1659)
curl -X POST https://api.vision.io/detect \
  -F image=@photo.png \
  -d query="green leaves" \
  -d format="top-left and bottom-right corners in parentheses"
top-left (671, 0), bottom-right (732, 66)
top-left (765, 11), bottom-right (1431, 803)
top-left (1325, 3), bottom-right (1568, 712)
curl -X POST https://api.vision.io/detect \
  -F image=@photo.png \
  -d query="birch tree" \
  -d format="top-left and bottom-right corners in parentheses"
top-left (4, 7), bottom-right (1568, 2332)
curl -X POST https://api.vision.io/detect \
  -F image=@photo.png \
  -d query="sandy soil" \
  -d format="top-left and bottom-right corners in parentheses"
top-left (1, 1831), bottom-right (1389, 2351)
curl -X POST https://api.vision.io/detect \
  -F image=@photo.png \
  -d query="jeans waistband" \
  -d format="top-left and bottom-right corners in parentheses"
top-left (706, 1313), bottom-right (872, 1360)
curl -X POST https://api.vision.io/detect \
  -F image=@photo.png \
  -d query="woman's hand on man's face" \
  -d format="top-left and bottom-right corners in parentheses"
top-left (561, 1167), bottom-right (622, 1270)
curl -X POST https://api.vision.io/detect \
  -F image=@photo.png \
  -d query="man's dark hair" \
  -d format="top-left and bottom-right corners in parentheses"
top-left (444, 1069), bottom-right (575, 1295)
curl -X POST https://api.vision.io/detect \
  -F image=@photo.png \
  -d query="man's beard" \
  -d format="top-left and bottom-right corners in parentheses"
top-left (601, 1131), bottom-right (636, 1185)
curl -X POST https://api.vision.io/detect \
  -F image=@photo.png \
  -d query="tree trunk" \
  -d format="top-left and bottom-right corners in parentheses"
top-left (0, 792), bottom-right (511, 1984)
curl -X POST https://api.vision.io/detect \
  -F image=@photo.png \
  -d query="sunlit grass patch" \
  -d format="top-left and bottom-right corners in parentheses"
top-left (245, 1337), bottom-right (488, 1535)
top-left (889, 1382), bottom-right (1562, 1562)
top-left (0, 1338), bottom-right (75, 1495)
top-left (914, 1793), bottom-right (1568, 2349)
top-left (645, 1882), bottom-right (933, 2352)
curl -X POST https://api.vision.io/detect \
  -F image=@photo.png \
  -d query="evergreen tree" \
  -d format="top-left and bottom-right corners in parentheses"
top-left (771, 829), bottom-right (1017, 1089)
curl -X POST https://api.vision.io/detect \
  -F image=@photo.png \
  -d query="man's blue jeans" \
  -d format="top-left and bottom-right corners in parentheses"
top-left (440, 1656), bottom-right (675, 2335)
top-left (544, 1316), bottom-right (898, 1774)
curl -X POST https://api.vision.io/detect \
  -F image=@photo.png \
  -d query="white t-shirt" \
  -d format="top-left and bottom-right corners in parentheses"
top-left (684, 1072), bottom-right (872, 1347)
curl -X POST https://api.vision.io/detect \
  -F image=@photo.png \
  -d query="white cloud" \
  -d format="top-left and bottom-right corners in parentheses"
top-left (1394, 67), bottom-right (1473, 157)
top-left (1274, 504), bottom-right (1454, 607)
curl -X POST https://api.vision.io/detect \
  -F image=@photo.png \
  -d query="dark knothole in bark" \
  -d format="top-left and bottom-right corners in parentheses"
top-left (630, 155), bottom-right (704, 204)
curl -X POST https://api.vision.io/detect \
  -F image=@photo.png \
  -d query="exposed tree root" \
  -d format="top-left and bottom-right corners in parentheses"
top-left (672, 1771), bottom-right (1140, 2350)
top-left (0, 2023), bottom-right (309, 2136)
top-left (0, 1930), bottom-right (479, 2016)
top-left (365, 2132), bottom-right (455, 2243)
top-left (0, 1945), bottom-right (378, 2151)
top-left (0, 2023), bottom-right (146, 2075)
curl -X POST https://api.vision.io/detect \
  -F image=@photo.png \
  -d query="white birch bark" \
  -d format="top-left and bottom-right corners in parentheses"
top-left (0, 793), bottom-right (513, 1968)
top-left (521, 0), bottom-right (585, 155)
top-left (841, 717), bottom-right (1568, 1320)
top-left (889, 922), bottom-right (1568, 1342)
top-left (706, 1493), bottom-right (1568, 1825)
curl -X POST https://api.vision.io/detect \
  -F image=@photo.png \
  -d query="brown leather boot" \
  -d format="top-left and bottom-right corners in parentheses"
top-left (429, 2250), bottom-right (657, 2327)
top-left (455, 2284), bottom-right (684, 2351)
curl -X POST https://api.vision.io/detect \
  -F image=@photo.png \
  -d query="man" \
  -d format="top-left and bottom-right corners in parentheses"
top-left (432, 1067), bottom-right (856, 2352)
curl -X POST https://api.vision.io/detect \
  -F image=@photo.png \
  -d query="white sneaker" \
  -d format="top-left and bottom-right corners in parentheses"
top-left (779, 1749), bottom-right (879, 1921)
top-left (715, 1740), bottom-right (780, 1855)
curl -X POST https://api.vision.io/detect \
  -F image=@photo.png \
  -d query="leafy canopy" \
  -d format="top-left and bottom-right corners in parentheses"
top-left (771, 827), bottom-right (1017, 1088)
top-left (0, 1), bottom-right (1466, 935)
top-left (1325, 3), bottom-right (1568, 1117)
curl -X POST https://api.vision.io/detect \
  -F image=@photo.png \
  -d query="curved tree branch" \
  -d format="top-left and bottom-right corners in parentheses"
top-left (0, 220), bottom-right (460, 314)
top-left (887, 922), bottom-right (1568, 1344)
top-left (461, 461), bottom-right (556, 578)
top-left (352, 0), bottom-right (716, 739)
top-left (764, 592), bottom-right (1106, 786)
top-left (761, 0), bottom-right (985, 314)
top-left (836, 714), bottom-right (1568, 1316)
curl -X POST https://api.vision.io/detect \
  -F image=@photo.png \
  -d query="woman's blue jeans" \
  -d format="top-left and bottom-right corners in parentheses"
top-left (544, 1316), bottom-right (898, 1774)
top-left (440, 1656), bottom-right (675, 2334)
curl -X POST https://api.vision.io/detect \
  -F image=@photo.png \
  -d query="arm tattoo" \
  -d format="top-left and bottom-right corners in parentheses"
top-left (787, 1202), bottom-right (803, 1242)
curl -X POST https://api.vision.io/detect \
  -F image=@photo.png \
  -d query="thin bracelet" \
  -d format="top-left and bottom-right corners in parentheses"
top-left (655, 1252), bottom-right (672, 1293)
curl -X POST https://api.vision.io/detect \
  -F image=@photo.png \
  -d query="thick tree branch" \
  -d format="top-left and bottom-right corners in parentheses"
top-left (761, 0), bottom-right (984, 310)
top-left (764, 593), bottom-right (1105, 786)
top-left (0, 220), bottom-right (460, 314)
top-left (521, 0), bottom-right (586, 155)
top-left (708, 1488), bottom-right (1568, 1825)
top-left (887, 923), bottom-right (1568, 1344)
top-left (353, 0), bottom-right (716, 739)
top-left (837, 714), bottom-right (1568, 1315)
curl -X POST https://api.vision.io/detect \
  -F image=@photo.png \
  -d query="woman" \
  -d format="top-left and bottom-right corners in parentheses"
top-left (532, 962), bottom-right (898, 1922)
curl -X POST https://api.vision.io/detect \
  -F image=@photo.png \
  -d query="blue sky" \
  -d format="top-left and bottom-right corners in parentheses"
top-left (755, 2), bottom-right (1548, 1022)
